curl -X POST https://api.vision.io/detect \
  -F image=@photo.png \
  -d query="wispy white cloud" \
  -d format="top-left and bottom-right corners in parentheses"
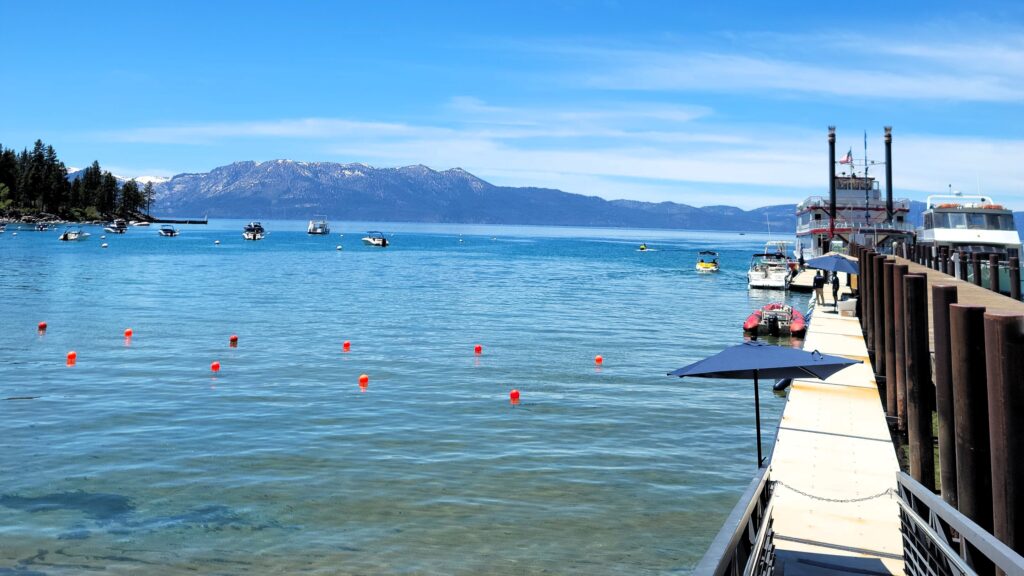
top-left (544, 28), bottom-right (1024, 102)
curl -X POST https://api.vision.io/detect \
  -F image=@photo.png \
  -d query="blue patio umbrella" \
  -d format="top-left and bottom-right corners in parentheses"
top-left (806, 253), bottom-right (860, 275)
top-left (668, 341), bottom-right (860, 467)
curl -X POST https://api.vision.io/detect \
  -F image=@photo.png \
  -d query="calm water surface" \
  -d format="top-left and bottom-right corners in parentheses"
top-left (0, 221), bottom-right (806, 574)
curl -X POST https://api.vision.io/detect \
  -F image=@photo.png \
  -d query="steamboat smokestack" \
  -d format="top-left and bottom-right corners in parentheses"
top-left (884, 126), bottom-right (893, 223)
top-left (828, 126), bottom-right (836, 238)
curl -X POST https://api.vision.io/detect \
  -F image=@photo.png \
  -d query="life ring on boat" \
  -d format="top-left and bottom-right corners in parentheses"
top-left (983, 204), bottom-right (1004, 210)
top-left (936, 203), bottom-right (961, 209)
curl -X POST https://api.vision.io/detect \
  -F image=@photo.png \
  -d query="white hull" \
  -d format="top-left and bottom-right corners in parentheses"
top-left (747, 271), bottom-right (790, 289)
top-left (242, 232), bottom-right (264, 241)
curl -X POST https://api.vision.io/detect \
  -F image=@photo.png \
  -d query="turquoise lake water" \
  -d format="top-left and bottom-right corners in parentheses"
top-left (0, 220), bottom-right (807, 574)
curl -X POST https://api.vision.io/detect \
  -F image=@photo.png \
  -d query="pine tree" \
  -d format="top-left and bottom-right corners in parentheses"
top-left (99, 172), bottom-right (119, 216)
top-left (142, 181), bottom-right (155, 215)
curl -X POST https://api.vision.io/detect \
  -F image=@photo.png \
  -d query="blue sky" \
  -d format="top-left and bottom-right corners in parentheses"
top-left (3, 1), bottom-right (1023, 209)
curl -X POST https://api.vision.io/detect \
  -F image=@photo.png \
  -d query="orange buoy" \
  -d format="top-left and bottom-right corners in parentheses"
top-left (510, 389), bottom-right (520, 402)
top-left (359, 374), bottom-right (369, 386)
top-left (124, 328), bottom-right (133, 338)
top-left (595, 355), bottom-right (603, 365)
top-left (343, 340), bottom-right (351, 352)
top-left (229, 334), bottom-right (239, 347)
top-left (66, 351), bottom-right (77, 366)
top-left (210, 361), bottom-right (221, 373)
top-left (474, 344), bottom-right (483, 355)
top-left (38, 321), bottom-right (47, 332)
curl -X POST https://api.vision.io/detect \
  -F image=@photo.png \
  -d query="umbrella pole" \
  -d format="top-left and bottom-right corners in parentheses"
top-left (754, 369), bottom-right (763, 467)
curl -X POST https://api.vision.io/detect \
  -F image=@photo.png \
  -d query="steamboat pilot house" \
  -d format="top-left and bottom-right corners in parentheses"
top-left (795, 127), bottom-right (915, 258)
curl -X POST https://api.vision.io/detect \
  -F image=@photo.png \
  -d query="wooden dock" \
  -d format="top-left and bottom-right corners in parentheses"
top-left (770, 285), bottom-right (905, 574)
top-left (891, 256), bottom-right (1024, 351)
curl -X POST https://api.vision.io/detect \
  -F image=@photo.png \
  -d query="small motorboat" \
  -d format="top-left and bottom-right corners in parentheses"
top-left (130, 220), bottom-right (150, 227)
top-left (307, 216), bottom-right (330, 235)
top-left (695, 250), bottom-right (720, 272)
top-left (639, 242), bottom-right (649, 251)
top-left (362, 231), bottom-right (389, 247)
top-left (743, 303), bottom-right (807, 337)
top-left (58, 227), bottom-right (90, 242)
top-left (35, 222), bottom-right (50, 231)
top-left (243, 222), bottom-right (265, 241)
top-left (157, 225), bottom-right (179, 237)
top-left (104, 219), bottom-right (128, 234)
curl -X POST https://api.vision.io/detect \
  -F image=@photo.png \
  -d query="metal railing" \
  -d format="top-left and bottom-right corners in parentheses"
top-left (694, 467), bottom-right (776, 576)
top-left (897, 472), bottom-right (1024, 576)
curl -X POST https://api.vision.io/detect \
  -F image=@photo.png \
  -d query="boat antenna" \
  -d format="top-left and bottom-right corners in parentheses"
top-left (766, 213), bottom-right (772, 242)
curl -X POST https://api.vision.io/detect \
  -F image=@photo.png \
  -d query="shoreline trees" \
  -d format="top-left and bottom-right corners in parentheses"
top-left (0, 140), bottom-right (148, 220)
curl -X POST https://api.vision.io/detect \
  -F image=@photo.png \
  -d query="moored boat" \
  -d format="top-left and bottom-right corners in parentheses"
top-left (747, 243), bottom-right (792, 289)
top-left (361, 231), bottom-right (389, 247)
top-left (743, 303), bottom-right (807, 337)
top-left (105, 219), bottom-right (128, 234)
top-left (157, 225), bottom-right (179, 237)
top-left (307, 216), bottom-right (330, 235)
top-left (695, 250), bottom-right (720, 272)
top-left (916, 193), bottom-right (1021, 259)
top-left (243, 221), bottom-right (265, 241)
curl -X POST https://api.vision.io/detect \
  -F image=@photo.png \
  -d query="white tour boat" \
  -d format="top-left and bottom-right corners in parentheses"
top-left (917, 193), bottom-right (1021, 260)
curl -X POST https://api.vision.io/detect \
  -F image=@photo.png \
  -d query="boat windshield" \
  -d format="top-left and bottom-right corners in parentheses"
top-left (928, 211), bottom-right (1015, 231)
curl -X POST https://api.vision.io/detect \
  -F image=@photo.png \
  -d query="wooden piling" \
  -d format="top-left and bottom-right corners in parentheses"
top-left (872, 255), bottom-right (886, 378)
top-left (903, 274), bottom-right (934, 490)
top-left (893, 264), bottom-right (909, 432)
top-left (973, 253), bottom-right (983, 287)
top-left (861, 250), bottom-right (872, 334)
top-left (989, 254), bottom-right (1001, 294)
top-left (984, 312), bottom-right (1024, 555)
top-left (958, 250), bottom-right (968, 281)
top-left (950, 304), bottom-right (993, 531)
top-left (1010, 257), bottom-right (1021, 301)
top-left (931, 285), bottom-right (958, 508)
top-left (883, 261), bottom-right (896, 417)
top-left (945, 248), bottom-right (955, 277)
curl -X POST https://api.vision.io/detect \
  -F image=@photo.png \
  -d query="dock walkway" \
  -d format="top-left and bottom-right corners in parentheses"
top-left (770, 287), bottom-right (904, 574)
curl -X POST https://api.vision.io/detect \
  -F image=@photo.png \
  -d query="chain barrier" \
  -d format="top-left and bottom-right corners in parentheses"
top-left (774, 480), bottom-right (896, 503)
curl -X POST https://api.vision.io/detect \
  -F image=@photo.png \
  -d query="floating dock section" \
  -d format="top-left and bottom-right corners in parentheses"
top-left (770, 284), bottom-right (905, 574)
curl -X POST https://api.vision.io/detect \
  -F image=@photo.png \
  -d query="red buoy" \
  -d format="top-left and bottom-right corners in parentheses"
top-left (124, 328), bottom-right (133, 338)
top-left (359, 374), bottom-right (369, 386)
top-left (211, 361), bottom-right (221, 373)
top-left (595, 355), bottom-right (603, 366)
top-left (510, 389), bottom-right (520, 402)
top-left (66, 350), bottom-right (77, 366)
top-left (38, 321), bottom-right (47, 333)
top-left (343, 340), bottom-right (351, 352)
top-left (474, 344), bottom-right (483, 355)
top-left (229, 334), bottom-right (239, 347)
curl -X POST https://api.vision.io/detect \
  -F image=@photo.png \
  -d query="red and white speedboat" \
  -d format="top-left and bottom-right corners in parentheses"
top-left (743, 303), bottom-right (807, 337)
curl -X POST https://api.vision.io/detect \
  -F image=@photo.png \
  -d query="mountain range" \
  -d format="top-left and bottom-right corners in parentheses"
top-left (122, 159), bottom-right (1021, 235)
top-left (149, 160), bottom-right (797, 231)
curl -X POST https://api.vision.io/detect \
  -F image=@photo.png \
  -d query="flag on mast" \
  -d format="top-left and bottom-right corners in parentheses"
top-left (839, 148), bottom-right (853, 165)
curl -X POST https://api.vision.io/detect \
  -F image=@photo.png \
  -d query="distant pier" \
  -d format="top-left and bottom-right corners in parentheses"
top-left (148, 216), bottom-right (208, 225)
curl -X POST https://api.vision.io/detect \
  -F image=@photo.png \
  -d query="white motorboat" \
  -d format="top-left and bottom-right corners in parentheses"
top-left (104, 219), bottom-right (128, 234)
top-left (747, 244), bottom-right (792, 289)
top-left (58, 227), bottom-right (91, 242)
top-left (157, 225), bottom-right (179, 237)
top-left (130, 220), bottom-right (150, 226)
top-left (361, 231), bottom-right (389, 247)
top-left (243, 222), bottom-right (265, 241)
top-left (307, 216), bottom-right (330, 235)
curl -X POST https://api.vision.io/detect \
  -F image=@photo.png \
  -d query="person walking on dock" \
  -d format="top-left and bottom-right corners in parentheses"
top-left (813, 271), bottom-right (826, 305)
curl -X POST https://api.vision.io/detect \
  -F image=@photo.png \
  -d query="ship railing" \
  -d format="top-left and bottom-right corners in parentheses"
top-left (797, 196), bottom-right (911, 211)
top-left (796, 219), bottom-right (916, 233)
top-left (694, 466), bottom-right (776, 576)
top-left (897, 472), bottom-right (1024, 575)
